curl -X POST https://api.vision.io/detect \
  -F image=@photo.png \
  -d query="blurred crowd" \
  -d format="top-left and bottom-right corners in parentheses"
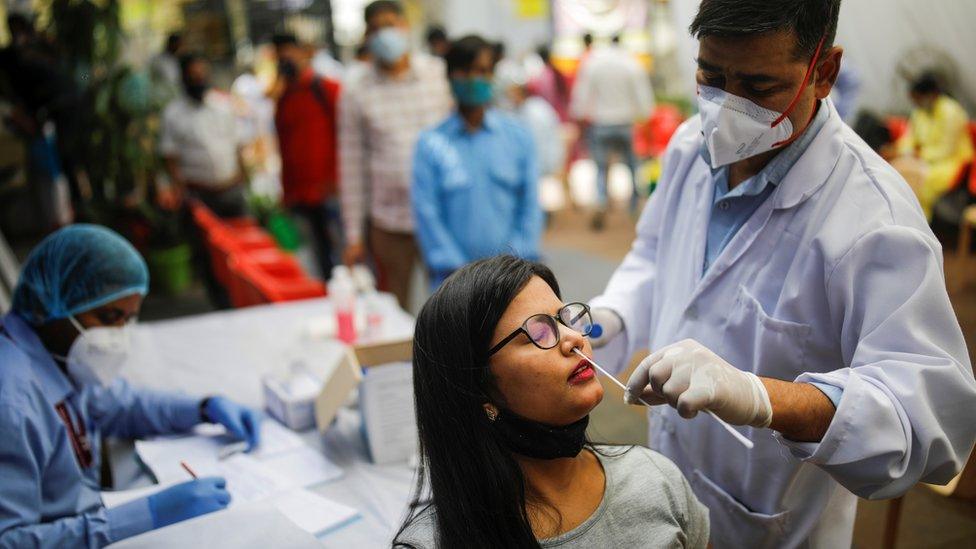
top-left (2, 0), bottom-right (974, 311)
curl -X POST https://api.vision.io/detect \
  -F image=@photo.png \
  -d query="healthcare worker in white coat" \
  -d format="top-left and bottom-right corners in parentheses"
top-left (589, 1), bottom-right (976, 547)
top-left (0, 224), bottom-right (261, 547)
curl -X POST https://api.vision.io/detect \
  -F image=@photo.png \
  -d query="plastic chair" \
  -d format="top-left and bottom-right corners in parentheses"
top-left (886, 116), bottom-right (909, 143)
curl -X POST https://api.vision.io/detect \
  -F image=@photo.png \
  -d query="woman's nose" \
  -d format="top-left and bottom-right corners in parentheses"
top-left (559, 326), bottom-right (586, 355)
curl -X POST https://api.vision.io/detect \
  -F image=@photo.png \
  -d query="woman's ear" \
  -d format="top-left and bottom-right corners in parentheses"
top-left (483, 402), bottom-right (499, 421)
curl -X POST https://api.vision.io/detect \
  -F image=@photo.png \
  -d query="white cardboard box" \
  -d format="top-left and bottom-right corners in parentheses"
top-left (313, 339), bottom-right (417, 464)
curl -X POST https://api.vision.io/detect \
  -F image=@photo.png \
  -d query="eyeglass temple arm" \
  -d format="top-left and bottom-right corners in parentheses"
top-left (487, 327), bottom-right (526, 356)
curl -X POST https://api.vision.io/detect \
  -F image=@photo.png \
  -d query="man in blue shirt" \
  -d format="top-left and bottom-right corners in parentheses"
top-left (412, 35), bottom-right (543, 287)
top-left (0, 224), bottom-right (260, 547)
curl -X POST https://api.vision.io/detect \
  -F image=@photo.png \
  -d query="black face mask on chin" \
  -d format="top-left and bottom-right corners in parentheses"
top-left (184, 83), bottom-right (209, 102)
top-left (491, 408), bottom-right (589, 460)
top-left (278, 60), bottom-right (298, 80)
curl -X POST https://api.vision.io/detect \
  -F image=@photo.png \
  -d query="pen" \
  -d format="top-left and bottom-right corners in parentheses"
top-left (572, 348), bottom-right (755, 450)
top-left (180, 460), bottom-right (198, 479)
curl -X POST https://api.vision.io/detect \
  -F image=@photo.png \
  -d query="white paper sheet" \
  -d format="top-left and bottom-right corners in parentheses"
top-left (359, 362), bottom-right (418, 464)
top-left (267, 489), bottom-right (360, 536)
top-left (106, 501), bottom-right (322, 548)
top-left (135, 418), bottom-right (343, 505)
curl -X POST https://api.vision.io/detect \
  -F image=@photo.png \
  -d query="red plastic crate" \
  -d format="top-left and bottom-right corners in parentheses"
top-left (206, 228), bottom-right (278, 288)
top-left (189, 200), bottom-right (257, 233)
top-left (229, 254), bottom-right (326, 307)
top-left (227, 250), bottom-right (304, 307)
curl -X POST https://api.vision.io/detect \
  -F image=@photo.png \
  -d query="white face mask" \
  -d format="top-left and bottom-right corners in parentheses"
top-left (696, 35), bottom-right (827, 169)
top-left (697, 85), bottom-right (795, 169)
top-left (63, 316), bottom-right (131, 386)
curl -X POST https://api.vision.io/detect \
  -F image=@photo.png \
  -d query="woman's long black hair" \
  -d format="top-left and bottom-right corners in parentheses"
top-left (393, 255), bottom-right (562, 548)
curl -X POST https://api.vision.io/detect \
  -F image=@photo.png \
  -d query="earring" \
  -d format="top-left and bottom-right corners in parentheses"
top-left (485, 407), bottom-right (498, 422)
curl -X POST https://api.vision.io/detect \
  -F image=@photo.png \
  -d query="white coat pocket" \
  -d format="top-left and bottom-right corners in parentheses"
top-left (690, 469), bottom-right (790, 548)
top-left (723, 285), bottom-right (813, 378)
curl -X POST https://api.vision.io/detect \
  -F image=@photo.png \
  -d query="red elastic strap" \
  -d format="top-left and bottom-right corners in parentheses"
top-left (770, 35), bottom-right (827, 129)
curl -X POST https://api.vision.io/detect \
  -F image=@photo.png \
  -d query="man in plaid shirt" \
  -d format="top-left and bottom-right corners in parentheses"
top-left (339, 0), bottom-right (453, 308)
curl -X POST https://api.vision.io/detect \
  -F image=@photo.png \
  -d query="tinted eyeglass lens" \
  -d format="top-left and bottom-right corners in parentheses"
top-left (525, 315), bottom-right (559, 349)
top-left (560, 303), bottom-right (592, 335)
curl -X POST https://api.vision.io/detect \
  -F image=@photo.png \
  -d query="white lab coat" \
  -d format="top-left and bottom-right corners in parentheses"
top-left (592, 99), bottom-right (976, 548)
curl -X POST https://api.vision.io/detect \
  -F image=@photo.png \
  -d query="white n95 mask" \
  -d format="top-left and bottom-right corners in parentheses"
top-left (696, 35), bottom-right (827, 169)
top-left (697, 85), bottom-right (795, 169)
top-left (64, 316), bottom-right (131, 385)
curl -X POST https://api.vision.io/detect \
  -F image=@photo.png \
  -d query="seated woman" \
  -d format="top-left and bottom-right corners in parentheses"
top-left (394, 255), bottom-right (708, 548)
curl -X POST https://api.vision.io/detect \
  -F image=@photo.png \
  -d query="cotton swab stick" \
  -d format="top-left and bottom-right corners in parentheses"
top-left (572, 348), bottom-right (754, 449)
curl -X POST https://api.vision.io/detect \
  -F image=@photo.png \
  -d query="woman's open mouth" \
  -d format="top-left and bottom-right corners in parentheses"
top-left (568, 359), bottom-right (595, 384)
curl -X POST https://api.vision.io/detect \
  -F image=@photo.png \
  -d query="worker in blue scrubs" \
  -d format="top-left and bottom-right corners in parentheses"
top-left (0, 224), bottom-right (261, 547)
top-left (412, 34), bottom-right (543, 288)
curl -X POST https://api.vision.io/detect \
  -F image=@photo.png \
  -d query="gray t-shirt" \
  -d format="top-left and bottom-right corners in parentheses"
top-left (396, 445), bottom-right (709, 548)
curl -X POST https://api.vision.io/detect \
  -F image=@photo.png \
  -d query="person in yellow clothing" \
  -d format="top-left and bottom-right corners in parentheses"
top-left (896, 74), bottom-right (974, 220)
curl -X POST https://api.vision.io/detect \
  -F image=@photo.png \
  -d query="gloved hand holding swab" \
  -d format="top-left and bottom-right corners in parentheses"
top-left (572, 347), bottom-right (754, 449)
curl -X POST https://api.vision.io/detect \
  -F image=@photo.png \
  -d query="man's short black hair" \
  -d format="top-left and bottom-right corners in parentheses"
top-left (364, 1), bottom-right (403, 25)
top-left (179, 53), bottom-right (206, 77)
top-left (445, 35), bottom-right (492, 74)
top-left (426, 25), bottom-right (447, 44)
top-left (582, 32), bottom-right (593, 47)
top-left (272, 33), bottom-right (298, 48)
top-left (689, 0), bottom-right (841, 60)
top-left (911, 72), bottom-right (940, 95)
top-left (166, 33), bottom-right (182, 51)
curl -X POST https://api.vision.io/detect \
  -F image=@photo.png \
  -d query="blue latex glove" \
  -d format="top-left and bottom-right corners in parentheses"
top-left (147, 477), bottom-right (231, 529)
top-left (204, 396), bottom-right (262, 450)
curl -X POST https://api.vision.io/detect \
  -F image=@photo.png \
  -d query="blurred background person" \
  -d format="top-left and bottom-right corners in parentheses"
top-left (528, 44), bottom-right (571, 123)
top-left (498, 64), bottom-right (564, 194)
top-left (0, 12), bottom-right (85, 225)
top-left (892, 73), bottom-right (974, 221)
top-left (343, 42), bottom-right (372, 86)
top-left (412, 35), bottom-right (542, 288)
top-left (271, 33), bottom-right (342, 280)
top-left (149, 33), bottom-right (183, 103)
top-left (158, 53), bottom-right (248, 308)
top-left (339, 0), bottom-right (452, 308)
top-left (425, 25), bottom-right (449, 58)
top-left (571, 35), bottom-right (654, 230)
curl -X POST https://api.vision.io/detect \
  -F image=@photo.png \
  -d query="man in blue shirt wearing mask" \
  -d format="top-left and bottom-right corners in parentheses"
top-left (0, 224), bottom-right (261, 547)
top-left (412, 35), bottom-right (543, 287)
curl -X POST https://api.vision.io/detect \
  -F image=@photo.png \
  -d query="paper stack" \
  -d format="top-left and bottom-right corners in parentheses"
top-left (115, 419), bottom-right (357, 536)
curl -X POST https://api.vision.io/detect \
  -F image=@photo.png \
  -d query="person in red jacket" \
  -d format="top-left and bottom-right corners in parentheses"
top-left (272, 34), bottom-right (342, 278)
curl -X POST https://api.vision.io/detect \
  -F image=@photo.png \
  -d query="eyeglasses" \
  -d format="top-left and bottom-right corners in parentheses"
top-left (487, 302), bottom-right (593, 356)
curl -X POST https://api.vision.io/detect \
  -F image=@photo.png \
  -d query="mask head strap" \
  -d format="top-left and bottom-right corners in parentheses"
top-left (770, 34), bottom-right (827, 129)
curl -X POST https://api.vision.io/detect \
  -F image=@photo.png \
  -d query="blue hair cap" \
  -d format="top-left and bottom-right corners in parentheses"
top-left (12, 224), bottom-right (149, 325)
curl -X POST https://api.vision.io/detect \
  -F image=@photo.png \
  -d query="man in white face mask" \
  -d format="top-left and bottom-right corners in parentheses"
top-left (0, 224), bottom-right (261, 547)
top-left (337, 0), bottom-right (452, 309)
top-left (588, 1), bottom-right (976, 547)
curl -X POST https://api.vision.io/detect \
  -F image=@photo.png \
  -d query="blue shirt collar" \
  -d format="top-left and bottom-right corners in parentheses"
top-left (702, 100), bottom-right (831, 199)
top-left (445, 108), bottom-right (501, 135)
top-left (1, 311), bottom-right (75, 405)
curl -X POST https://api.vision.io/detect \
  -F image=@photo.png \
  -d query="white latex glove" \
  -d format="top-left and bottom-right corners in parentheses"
top-left (589, 307), bottom-right (624, 348)
top-left (625, 339), bottom-right (772, 428)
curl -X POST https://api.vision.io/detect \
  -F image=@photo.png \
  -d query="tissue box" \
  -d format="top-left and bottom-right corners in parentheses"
top-left (263, 374), bottom-right (319, 431)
